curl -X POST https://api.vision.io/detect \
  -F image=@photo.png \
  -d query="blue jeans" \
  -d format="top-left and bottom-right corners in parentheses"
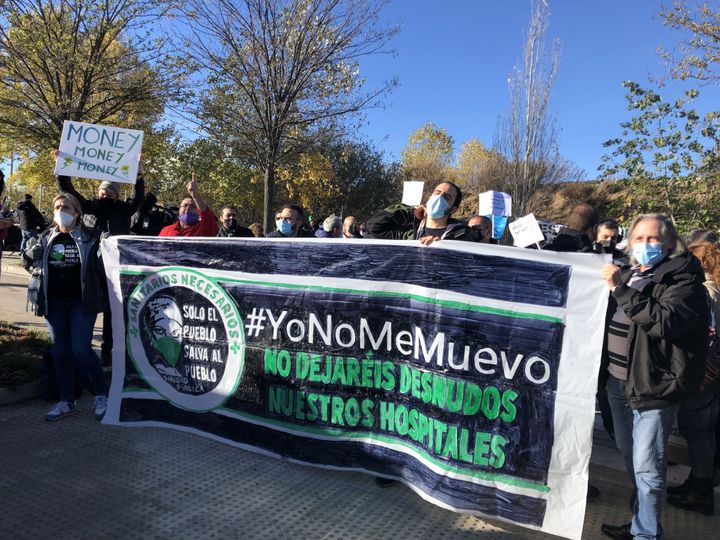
top-left (607, 375), bottom-right (678, 540)
top-left (677, 389), bottom-right (720, 480)
top-left (45, 297), bottom-right (107, 402)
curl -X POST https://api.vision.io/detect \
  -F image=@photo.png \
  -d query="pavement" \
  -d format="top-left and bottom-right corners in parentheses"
top-left (1, 251), bottom-right (719, 539)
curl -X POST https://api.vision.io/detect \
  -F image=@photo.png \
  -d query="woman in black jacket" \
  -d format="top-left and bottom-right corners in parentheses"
top-left (23, 193), bottom-right (108, 422)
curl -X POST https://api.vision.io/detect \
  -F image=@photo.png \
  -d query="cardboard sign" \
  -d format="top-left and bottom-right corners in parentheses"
top-left (479, 191), bottom-right (512, 217)
top-left (55, 121), bottom-right (143, 184)
top-left (509, 213), bottom-right (546, 247)
top-left (102, 236), bottom-right (610, 540)
top-left (401, 181), bottom-right (425, 206)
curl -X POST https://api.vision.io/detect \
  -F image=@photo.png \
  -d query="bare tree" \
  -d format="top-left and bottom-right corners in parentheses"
top-left (494, 0), bottom-right (582, 217)
top-left (181, 0), bottom-right (398, 231)
top-left (0, 0), bottom-right (182, 152)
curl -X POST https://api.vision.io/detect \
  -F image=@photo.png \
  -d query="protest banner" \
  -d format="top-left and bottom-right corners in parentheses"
top-left (54, 121), bottom-right (143, 184)
top-left (101, 237), bottom-right (609, 539)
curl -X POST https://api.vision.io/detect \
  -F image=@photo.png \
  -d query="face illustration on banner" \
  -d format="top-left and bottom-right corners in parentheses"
top-left (127, 268), bottom-right (245, 411)
top-left (143, 296), bottom-right (183, 370)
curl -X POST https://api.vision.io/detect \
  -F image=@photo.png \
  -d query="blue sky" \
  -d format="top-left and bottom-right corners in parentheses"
top-left (356, 0), bottom-right (720, 179)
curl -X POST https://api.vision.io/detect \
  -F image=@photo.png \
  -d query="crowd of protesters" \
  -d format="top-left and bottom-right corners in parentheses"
top-left (1, 168), bottom-right (719, 540)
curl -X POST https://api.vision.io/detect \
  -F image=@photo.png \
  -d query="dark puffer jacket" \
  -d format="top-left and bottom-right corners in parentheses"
top-left (57, 175), bottom-right (145, 236)
top-left (600, 252), bottom-right (709, 410)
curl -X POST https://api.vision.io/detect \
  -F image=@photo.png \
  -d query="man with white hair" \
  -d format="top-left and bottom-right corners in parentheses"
top-left (599, 213), bottom-right (708, 540)
top-left (315, 214), bottom-right (342, 238)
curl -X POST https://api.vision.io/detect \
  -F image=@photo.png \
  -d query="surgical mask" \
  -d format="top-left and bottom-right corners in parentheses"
top-left (277, 219), bottom-right (292, 235)
top-left (179, 212), bottom-right (199, 226)
top-left (54, 210), bottom-right (76, 228)
top-left (224, 218), bottom-right (237, 229)
top-left (593, 240), bottom-right (616, 254)
top-left (632, 242), bottom-right (664, 266)
top-left (426, 194), bottom-right (450, 219)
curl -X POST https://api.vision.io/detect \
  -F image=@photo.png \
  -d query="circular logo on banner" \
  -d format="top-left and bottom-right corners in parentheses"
top-left (126, 267), bottom-right (245, 411)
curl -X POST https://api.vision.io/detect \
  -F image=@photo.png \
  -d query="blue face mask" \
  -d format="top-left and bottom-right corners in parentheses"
top-left (277, 219), bottom-right (293, 235)
top-left (179, 212), bottom-right (199, 226)
top-left (426, 194), bottom-right (450, 219)
top-left (632, 242), bottom-right (664, 266)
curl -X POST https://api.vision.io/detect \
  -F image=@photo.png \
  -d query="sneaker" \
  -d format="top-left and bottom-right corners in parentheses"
top-left (46, 400), bottom-right (77, 421)
top-left (94, 395), bottom-right (108, 420)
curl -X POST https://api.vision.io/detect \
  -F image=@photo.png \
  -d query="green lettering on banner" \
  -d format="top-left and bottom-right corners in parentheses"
top-left (490, 435), bottom-right (508, 469)
top-left (459, 428), bottom-right (474, 463)
top-left (379, 400), bottom-right (394, 431)
top-left (398, 364), bottom-right (410, 393)
top-left (330, 357), bottom-right (347, 385)
top-left (345, 357), bottom-right (360, 386)
top-left (445, 378), bottom-right (463, 413)
top-left (277, 349), bottom-right (291, 377)
top-left (331, 396), bottom-right (345, 425)
top-left (264, 348), bottom-right (278, 375)
top-left (501, 389), bottom-right (519, 422)
top-left (442, 426), bottom-right (459, 459)
top-left (296, 352), bottom-right (309, 378)
top-left (473, 431), bottom-right (491, 466)
top-left (463, 382), bottom-right (482, 415)
top-left (481, 386), bottom-right (501, 420)
top-left (395, 404), bottom-right (409, 436)
top-left (344, 398), bottom-right (360, 427)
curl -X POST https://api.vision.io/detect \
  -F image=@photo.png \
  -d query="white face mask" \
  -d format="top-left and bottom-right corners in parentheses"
top-left (54, 210), bottom-right (76, 228)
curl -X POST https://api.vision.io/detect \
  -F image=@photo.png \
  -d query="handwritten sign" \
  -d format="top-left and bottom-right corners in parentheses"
top-left (509, 213), bottom-right (545, 247)
top-left (479, 190), bottom-right (512, 217)
top-left (54, 121), bottom-right (143, 184)
top-left (401, 181), bottom-right (425, 206)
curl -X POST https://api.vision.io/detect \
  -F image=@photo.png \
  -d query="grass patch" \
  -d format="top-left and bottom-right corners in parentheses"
top-left (0, 321), bottom-right (50, 388)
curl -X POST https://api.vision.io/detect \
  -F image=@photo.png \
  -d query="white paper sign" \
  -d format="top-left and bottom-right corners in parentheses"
top-left (509, 213), bottom-right (546, 247)
top-left (401, 181), bottom-right (425, 206)
top-left (55, 121), bottom-right (144, 184)
top-left (479, 190), bottom-right (512, 216)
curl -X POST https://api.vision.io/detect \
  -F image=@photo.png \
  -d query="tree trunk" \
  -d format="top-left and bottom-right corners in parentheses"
top-left (263, 162), bottom-right (276, 234)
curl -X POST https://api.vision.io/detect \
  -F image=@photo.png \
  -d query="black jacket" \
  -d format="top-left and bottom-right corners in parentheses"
top-left (544, 227), bottom-right (594, 253)
top-left (365, 203), bottom-right (472, 241)
top-left (218, 224), bottom-right (254, 238)
top-left (57, 175), bottom-right (145, 236)
top-left (266, 224), bottom-right (315, 238)
top-left (22, 225), bottom-right (106, 316)
top-left (16, 199), bottom-right (45, 230)
top-left (599, 252), bottom-right (709, 410)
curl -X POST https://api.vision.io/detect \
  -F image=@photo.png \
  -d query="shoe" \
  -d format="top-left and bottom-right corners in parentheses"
top-left (46, 400), bottom-right (77, 421)
top-left (667, 475), bottom-right (693, 496)
top-left (587, 483), bottom-right (600, 502)
top-left (94, 395), bottom-right (108, 420)
top-left (667, 478), bottom-right (715, 516)
top-left (374, 477), bottom-right (397, 488)
top-left (600, 522), bottom-right (632, 540)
